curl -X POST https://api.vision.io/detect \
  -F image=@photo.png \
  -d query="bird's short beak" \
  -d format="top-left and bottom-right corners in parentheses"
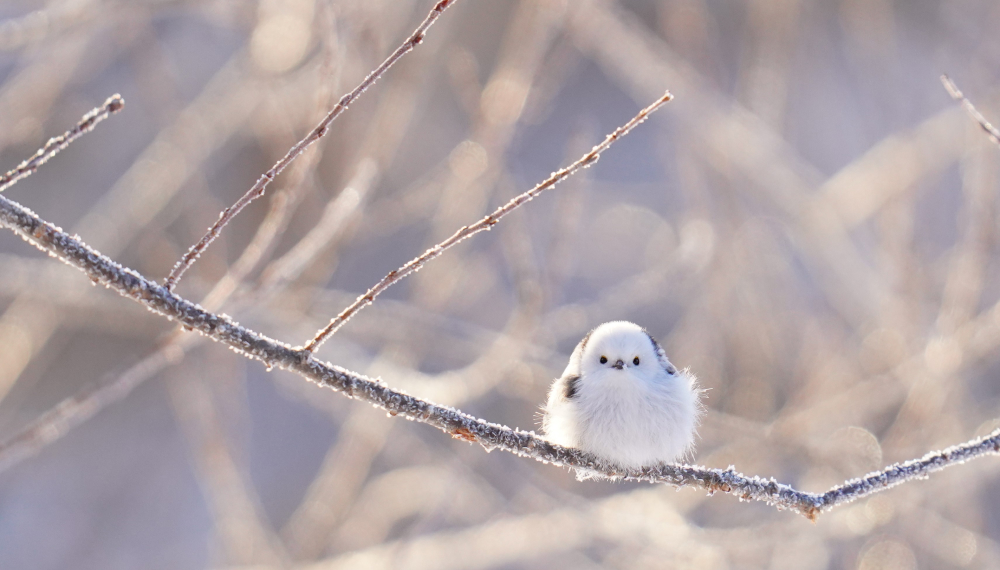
top-left (613, 359), bottom-right (625, 370)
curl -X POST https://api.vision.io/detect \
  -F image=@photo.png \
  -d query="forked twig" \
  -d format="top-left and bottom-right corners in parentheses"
top-left (163, 0), bottom-right (460, 292)
top-left (302, 91), bottom-right (674, 353)
top-left (0, 190), bottom-right (998, 519)
top-left (0, 94), bottom-right (124, 194)
top-left (942, 74), bottom-right (1000, 146)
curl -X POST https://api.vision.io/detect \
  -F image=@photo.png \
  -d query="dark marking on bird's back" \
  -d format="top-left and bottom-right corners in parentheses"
top-left (642, 329), bottom-right (677, 375)
top-left (642, 329), bottom-right (665, 358)
top-left (564, 374), bottom-right (581, 399)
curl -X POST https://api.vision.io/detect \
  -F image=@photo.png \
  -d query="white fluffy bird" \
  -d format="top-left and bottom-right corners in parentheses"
top-left (542, 321), bottom-right (701, 469)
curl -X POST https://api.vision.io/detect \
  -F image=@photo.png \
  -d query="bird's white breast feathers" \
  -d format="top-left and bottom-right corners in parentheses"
top-left (542, 322), bottom-right (701, 469)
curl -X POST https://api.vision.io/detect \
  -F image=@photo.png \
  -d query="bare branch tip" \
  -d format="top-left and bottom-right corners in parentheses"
top-left (941, 75), bottom-right (1000, 146)
top-left (0, 93), bottom-right (127, 194)
top-left (940, 74), bottom-right (963, 100)
top-left (105, 94), bottom-right (125, 113)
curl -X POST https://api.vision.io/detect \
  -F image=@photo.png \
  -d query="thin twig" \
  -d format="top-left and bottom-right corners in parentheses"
top-left (942, 74), bottom-right (1000, 146)
top-left (3, 187), bottom-right (998, 520)
top-left (303, 91), bottom-right (674, 353)
top-left (163, 0), bottom-right (460, 292)
top-left (0, 94), bottom-right (123, 194)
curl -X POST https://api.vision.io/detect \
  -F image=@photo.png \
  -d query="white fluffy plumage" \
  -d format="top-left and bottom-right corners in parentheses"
top-left (542, 321), bottom-right (702, 469)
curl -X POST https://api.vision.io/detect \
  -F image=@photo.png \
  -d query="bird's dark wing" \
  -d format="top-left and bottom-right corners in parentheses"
top-left (563, 374), bottom-right (581, 399)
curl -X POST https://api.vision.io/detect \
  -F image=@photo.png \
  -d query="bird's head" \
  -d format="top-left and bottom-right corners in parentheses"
top-left (577, 321), bottom-right (676, 380)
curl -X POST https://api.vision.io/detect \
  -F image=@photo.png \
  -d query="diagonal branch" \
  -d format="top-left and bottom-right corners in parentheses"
top-left (0, 94), bottom-right (124, 194)
top-left (303, 91), bottom-right (674, 353)
top-left (163, 0), bottom-right (460, 292)
top-left (2, 189), bottom-right (998, 520)
top-left (942, 74), bottom-right (1000, 146)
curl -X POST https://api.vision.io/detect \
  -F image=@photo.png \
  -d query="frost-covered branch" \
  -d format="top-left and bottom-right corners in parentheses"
top-left (303, 91), bottom-right (674, 353)
top-left (2, 191), bottom-right (998, 520)
top-left (0, 94), bottom-right (123, 194)
top-left (163, 0), bottom-right (460, 291)
top-left (942, 74), bottom-right (1000, 146)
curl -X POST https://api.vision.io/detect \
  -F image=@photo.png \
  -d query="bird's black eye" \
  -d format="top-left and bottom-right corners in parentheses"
top-left (600, 356), bottom-right (608, 364)
top-left (633, 357), bottom-right (640, 365)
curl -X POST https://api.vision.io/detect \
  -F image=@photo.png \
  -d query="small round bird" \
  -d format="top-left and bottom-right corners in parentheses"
top-left (542, 321), bottom-right (701, 469)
